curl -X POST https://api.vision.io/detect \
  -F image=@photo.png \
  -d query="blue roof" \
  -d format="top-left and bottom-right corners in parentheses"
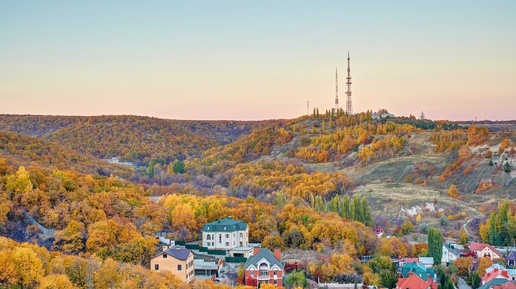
top-left (153, 245), bottom-right (192, 261)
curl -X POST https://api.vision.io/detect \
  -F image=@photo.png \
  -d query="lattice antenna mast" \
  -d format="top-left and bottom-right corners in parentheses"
top-left (346, 51), bottom-right (353, 115)
top-left (335, 68), bottom-right (339, 113)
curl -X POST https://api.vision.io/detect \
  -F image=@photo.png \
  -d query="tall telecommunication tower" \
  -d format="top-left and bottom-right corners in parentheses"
top-left (346, 52), bottom-right (353, 115)
top-left (335, 68), bottom-right (339, 112)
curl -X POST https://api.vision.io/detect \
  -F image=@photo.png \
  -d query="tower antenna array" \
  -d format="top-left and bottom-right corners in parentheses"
top-left (335, 68), bottom-right (339, 112)
top-left (346, 51), bottom-right (353, 115)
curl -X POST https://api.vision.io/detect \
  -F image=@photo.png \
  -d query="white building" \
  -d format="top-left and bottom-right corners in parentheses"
top-left (201, 216), bottom-right (249, 252)
top-left (442, 243), bottom-right (463, 264)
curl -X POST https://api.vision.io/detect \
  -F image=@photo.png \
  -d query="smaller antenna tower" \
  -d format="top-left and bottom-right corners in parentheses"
top-left (335, 68), bottom-right (339, 112)
top-left (420, 110), bottom-right (426, 120)
top-left (307, 101), bottom-right (309, 116)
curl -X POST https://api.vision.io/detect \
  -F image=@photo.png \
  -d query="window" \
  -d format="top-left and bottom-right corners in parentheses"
top-left (274, 280), bottom-right (277, 285)
top-left (178, 265), bottom-right (182, 271)
top-left (240, 232), bottom-right (243, 238)
top-left (207, 234), bottom-right (211, 240)
top-left (219, 234), bottom-right (222, 243)
top-left (225, 242), bottom-right (229, 246)
top-left (259, 263), bottom-right (268, 276)
top-left (274, 269), bottom-right (277, 276)
top-left (225, 234), bottom-right (229, 238)
top-left (154, 264), bottom-right (159, 270)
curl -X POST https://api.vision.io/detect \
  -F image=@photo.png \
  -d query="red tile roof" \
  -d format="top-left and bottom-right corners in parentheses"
top-left (493, 282), bottom-right (516, 289)
top-left (468, 242), bottom-right (502, 258)
top-left (396, 273), bottom-right (437, 289)
top-left (482, 268), bottom-right (512, 284)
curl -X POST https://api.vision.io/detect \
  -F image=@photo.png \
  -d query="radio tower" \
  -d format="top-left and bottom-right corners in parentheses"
top-left (345, 51), bottom-right (353, 115)
top-left (335, 68), bottom-right (339, 112)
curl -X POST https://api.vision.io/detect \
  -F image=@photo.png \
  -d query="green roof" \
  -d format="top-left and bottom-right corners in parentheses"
top-left (401, 262), bottom-right (435, 281)
top-left (201, 217), bottom-right (248, 233)
top-left (245, 248), bottom-right (284, 269)
top-left (479, 279), bottom-right (510, 289)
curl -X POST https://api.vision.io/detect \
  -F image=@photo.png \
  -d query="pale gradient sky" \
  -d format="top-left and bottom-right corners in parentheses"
top-left (1, 1), bottom-right (515, 121)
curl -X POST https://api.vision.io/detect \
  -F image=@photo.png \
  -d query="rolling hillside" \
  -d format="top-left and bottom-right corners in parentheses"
top-left (1, 113), bottom-right (515, 241)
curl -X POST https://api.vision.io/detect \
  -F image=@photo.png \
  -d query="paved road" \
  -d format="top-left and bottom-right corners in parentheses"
top-left (458, 277), bottom-right (472, 289)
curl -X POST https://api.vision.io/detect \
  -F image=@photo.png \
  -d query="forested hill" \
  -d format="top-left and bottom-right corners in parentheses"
top-left (0, 114), bottom-right (280, 164)
top-left (0, 131), bottom-right (134, 178)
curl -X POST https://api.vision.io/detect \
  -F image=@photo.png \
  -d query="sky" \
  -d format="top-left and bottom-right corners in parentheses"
top-left (0, 1), bottom-right (515, 121)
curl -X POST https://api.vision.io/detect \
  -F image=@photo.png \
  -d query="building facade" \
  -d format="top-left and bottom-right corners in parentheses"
top-left (244, 248), bottom-right (285, 288)
top-left (151, 245), bottom-right (195, 283)
top-left (201, 216), bottom-right (248, 251)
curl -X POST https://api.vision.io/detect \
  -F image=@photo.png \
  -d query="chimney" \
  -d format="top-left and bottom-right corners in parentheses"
top-left (253, 247), bottom-right (261, 256)
top-left (274, 248), bottom-right (281, 261)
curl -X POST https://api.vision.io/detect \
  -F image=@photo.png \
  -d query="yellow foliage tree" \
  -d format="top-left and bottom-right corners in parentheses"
top-left (478, 257), bottom-right (493, 276)
top-left (38, 274), bottom-right (74, 289)
top-left (448, 184), bottom-right (459, 199)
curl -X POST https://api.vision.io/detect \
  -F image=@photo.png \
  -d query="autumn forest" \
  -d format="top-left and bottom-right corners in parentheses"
top-left (1, 113), bottom-right (516, 289)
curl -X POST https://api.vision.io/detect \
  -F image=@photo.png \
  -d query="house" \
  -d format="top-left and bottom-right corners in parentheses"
top-left (244, 248), bottom-right (285, 287)
top-left (201, 216), bottom-right (249, 252)
top-left (479, 280), bottom-right (516, 289)
top-left (482, 268), bottom-right (512, 285)
top-left (396, 272), bottom-right (437, 289)
top-left (151, 245), bottom-right (195, 283)
top-left (375, 227), bottom-right (384, 238)
top-left (468, 242), bottom-right (503, 261)
top-left (507, 251), bottom-right (516, 267)
top-left (372, 111), bottom-right (395, 120)
top-left (194, 259), bottom-right (222, 280)
top-left (401, 262), bottom-right (435, 281)
top-left (418, 257), bottom-right (434, 269)
top-left (485, 264), bottom-right (516, 281)
top-left (442, 243), bottom-right (462, 264)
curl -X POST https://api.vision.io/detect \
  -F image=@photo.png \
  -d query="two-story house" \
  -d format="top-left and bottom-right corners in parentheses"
top-left (151, 245), bottom-right (195, 283)
top-left (244, 248), bottom-right (285, 287)
top-left (201, 216), bottom-right (248, 251)
top-left (468, 242), bottom-right (503, 261)
top-left (442, 243), bottom-right (463, 265)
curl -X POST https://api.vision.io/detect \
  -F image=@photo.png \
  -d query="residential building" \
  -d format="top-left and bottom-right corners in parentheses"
top-left (468, 242), bottom-right (503, 261)
top-left (244, 248), bottom-right (285, 287)
top-left (482, 268), bottom-right (512, 285)
top-left (418, 257), bottom-right (435, 269)
top-left (396, 272), bottom-right (437, 289)
top-left (442, 243), bottom-right (462, 264)
top-left (375, 227), bottom-right (384, 238)
top-left (479, 280), bottom-right (516, 289)
top-left (151, 245), bottom-right (195, 283)
top-left (485, 264), bottom-right (516, 281)
top-left (507, 251), bottom-right (516, 267)
top-left (201, 216), bottom-right (249, 251)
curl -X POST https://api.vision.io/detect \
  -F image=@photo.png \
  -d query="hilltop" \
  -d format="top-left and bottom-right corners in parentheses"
top-left (1, 113), bottom-right (515, 241)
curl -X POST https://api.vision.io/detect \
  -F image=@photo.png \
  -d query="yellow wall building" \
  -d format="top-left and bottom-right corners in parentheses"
top-left (151, 245), bottom-right (195, 283)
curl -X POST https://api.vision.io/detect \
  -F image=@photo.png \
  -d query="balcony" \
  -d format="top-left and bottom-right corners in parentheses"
top-left (256, 275), bottom-right (270, 281)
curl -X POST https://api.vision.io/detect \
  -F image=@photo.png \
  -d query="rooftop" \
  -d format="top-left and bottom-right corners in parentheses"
top-left (153, 245), bottom-right (192, 261)
top-left (202, 216), bottom-right (248, 233)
